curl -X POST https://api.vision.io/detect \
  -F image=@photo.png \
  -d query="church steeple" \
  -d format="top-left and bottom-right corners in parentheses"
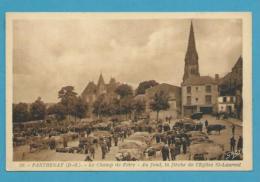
top-left (97, 73), bottom-right (105, 87)
top-left (97, 73), bottom-right (106, 95)
top-left (183, 21), bottom-right (200, 82)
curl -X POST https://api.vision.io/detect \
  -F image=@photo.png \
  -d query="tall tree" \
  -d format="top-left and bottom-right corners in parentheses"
top-left (49, 102), bottom-right (67, 121)
top-left (58, 86), bottom-right (77, 120)
top-left (73, 97), bottom-right (88, 120)
top-left (115, 84), bottom-right (133, 98)
top-left (13, 103), bottom-right (30, 122)
top-left (150, 91), bottom-right (170, 122)
top-left (119, 96), bottom-right (134, 120)
top-left (132, 99), bottom-right (146, 120)
top-left (136, 80), bottom-right (159, 95)
top-left (30, 97), bottom-right (46, 120)
top-left (92, 94), bottom-right (109, 118)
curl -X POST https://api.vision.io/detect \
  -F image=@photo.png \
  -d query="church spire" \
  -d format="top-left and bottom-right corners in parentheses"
top-left (183, 21), bottom-right (200, 82)
top-left (97, 73), bottom-right (106, 95)
top-left (97, 73), bottom-right (105, 87)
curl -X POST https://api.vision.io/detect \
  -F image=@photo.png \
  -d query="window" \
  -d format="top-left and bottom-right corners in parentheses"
top-left (196, 87), bottom-right (198, 91)
top-left (196, 98), bottom-right (198, 102)
top-left (187, 96), bottom-right (191, 105)
top-left (223, 97), bottom-right (227, 103)
top-left (187, 86), bottom-right (191, 94)
top-left (205, 95), bottom-right (212, 104)
top-left (205, 85), bottom-right (211, 93)
top-left (230, 97), bottom-right (234, 103)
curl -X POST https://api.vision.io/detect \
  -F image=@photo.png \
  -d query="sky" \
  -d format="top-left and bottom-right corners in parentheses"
top-left (13, 18), bottom-right (242, 103)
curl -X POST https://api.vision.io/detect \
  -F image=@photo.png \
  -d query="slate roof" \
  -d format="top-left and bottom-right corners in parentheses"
top-left (182, 76), bottom-right (217, 86)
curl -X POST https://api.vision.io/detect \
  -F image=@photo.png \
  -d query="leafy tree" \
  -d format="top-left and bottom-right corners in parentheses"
top-left (92, 94), bottom-right (110, 118)
top-left (115, 84), bottom-right (133, 98)
top-left (119, 96), bottom-right (134, 119)
top-left (58, 86), bottom-right (77, 120)
top-left (150, 91), bottom-right (170, 122)
top-left (108, 98), bottom-right (120, 116)
top-left (13, 103), bottom-right (30, 122)
top-left (132, 99), bottom-right (146, 120)
top-left (30, 97), bottom-right (46, 120)
top-left (50, 102), bottom-right (67, 121)
top-left (73, 97), bottom-right (88, 119)
top-left (136, 80), bottom-right (159, 95)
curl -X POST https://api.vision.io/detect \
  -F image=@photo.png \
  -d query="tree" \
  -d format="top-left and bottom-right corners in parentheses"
top-left (108, 98), bottom-right (120, 116)
top-left (119, 96), bottom-right (134, 120)
top-left (30, 97), bottom-right (46, 120)
top-left (92, 94), bottom-right (110, 118)
top-left (150, 91), bottom-right (170, 122)
top-left (136, 80), bottom-right (159, 95)
top-left (115, 84), bottom-right (133, 98)
top-left (132, 99), bottom-right (146, 120)
top-left (13, 103), bottom-right (30, 122)
top-left (58, 86), bottom-right (77, 120)
top-left (49, 102), bottom-right (67, 121)
top-left (73, 97), bottom-right (88, 119)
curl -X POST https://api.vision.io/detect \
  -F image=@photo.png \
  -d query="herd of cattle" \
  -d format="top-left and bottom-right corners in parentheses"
top-left (13, 116), bottom-right (241, 161)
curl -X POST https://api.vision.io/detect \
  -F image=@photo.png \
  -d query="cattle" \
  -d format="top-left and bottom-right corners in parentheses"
top-left (207, 124), bottom-right (226, 134)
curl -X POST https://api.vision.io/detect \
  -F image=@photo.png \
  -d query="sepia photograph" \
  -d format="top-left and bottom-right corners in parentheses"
top-left (6, 13), bottom-right (252, 171)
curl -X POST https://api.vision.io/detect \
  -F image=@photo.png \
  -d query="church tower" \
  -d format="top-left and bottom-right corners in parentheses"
top-left (183, 21), bottom-right (200, 82)
top-left (96, 73), bottom-right (106, 95)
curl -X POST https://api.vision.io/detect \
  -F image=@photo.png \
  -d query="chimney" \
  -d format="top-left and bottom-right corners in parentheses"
top-left (215, 74), bottom-right (219, 80)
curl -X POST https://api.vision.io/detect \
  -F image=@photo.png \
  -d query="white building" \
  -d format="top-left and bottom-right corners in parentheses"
top-left (217, 96), bottom-right (236, 114)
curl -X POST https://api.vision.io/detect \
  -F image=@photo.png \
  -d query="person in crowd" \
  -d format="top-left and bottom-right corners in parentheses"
top-left (230, 136), bottom-right (236, 152)
top-left (169, 144), bottom-right (176, 160)
top-left (84, 154), bottom-right (92, 161)
top-left (107, 137), bottom-right (111, 152)
top-left (161, 144), bottom-right (170, 161)
top-left (113, 133), bottom-right (119, 146)
top-left (63, 137), bottom-right (68, 148)
top-left (205, 120), bottom-right (209, 128)
top-left (89, 145), bottom-right (95, 159)
top-left (167, 135), bottom-right (172, 145)
top-left (232, 124), bottom-right (236, 136)
top-left (101, 141), bottom-right (107, 159)
top-left (155, 134), bottom-right (161, 143)
top-left (175, 138), bottom-right (181, 155)
top-left (237, 136), bottom-right (243, 153)
top-left (84, 142), bottom-right (89, 154)
top-left (182, 137), bottom-right (187, 154)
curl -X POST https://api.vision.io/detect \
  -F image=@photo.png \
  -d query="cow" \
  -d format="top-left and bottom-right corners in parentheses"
top-left (207, 124), bottom-right (226, 134)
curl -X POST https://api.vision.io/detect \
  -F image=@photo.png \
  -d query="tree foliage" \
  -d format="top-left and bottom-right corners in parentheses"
top-left (92, 94), bottom-right (110, 118)
top-left (136, 80), bottom-right (159, 95)
top-left (119, 96), bottom-right (134, 119)
top-left (30, 97), bottom-right (46, 120)
top-left (73, 96), bottom-right (88, 119)
top-left (115, 84), bottom-right (133, 98)
top-left (13, 103), bottom-right (30, 122)
top-left (58, 86), bottom-right (78, 119)
top-left (133, 99), bottom-right (145, 115)
top-left (150, 91), bottom-right (170, 121)
top-left (48, 102), bottom-right (67, 121)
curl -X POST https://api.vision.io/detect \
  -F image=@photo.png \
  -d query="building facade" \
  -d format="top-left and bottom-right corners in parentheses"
top-left (219, 56), bottom-right (243, 119)
top-left (217, 96), bottom-right (236, 114)
top-left (181, 21), bottom-right (218, 116)
top-left (182, 76), bottom-right (218, 115)
top-left (145, 83), bottom-right (181, 119)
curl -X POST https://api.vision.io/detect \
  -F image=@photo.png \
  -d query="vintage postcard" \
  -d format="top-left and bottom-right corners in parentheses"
top-left (6, 12), bottom-right (252, 171)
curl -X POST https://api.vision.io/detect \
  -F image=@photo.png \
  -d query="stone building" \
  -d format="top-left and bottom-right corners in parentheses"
top-left (144, 83), bottom-right (182, 119)
top-left (181, 21), bottom-right (219, 116)
top-left (81, 73), bottom-right (120, 105)
top-left (218, 56), bottom-right (243, 119)
top-left (182, 76), bottom-right (219, 115)
top-left (217, 96), bottom-right (236, 114)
